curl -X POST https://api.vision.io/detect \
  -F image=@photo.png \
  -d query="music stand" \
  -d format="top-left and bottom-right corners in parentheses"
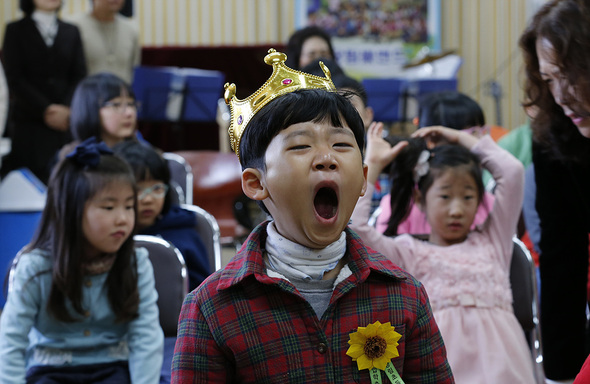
top-left (133, 66), bottom-right (225, 123)
top-left (362, 78), bottom-right (408, 123)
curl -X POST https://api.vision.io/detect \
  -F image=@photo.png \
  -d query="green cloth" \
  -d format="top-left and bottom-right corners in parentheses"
top-left (483, 123), bottom-right (532, 188)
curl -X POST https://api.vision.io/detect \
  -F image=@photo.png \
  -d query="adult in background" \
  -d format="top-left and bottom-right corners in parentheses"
top-left (71, 0), bottom-right (140, 84)
top-left (285, 26), bottom-right (336, 70)
top-left (519, 0), bottom-right (590, 382)
top-left (0, 0), bottom-right (86, 184)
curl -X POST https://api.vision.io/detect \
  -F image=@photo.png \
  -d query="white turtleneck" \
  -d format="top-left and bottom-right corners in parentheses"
top-left (265, 221), bottom-right (347, 281)
top-left (32, 10), bottom-right (58, 47)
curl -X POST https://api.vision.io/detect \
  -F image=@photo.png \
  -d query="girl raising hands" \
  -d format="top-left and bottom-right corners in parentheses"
top-left (350, 124), bottom-right (534, 383)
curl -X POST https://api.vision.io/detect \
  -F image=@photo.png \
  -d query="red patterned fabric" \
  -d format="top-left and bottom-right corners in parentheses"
top-left (172, 222), bottom-right (453, 383)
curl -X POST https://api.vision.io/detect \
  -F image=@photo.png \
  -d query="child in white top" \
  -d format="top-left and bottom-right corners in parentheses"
top-left (0, 138), bottom-right (163, 384)
top-left (350, 124), bottom-right (535, 383)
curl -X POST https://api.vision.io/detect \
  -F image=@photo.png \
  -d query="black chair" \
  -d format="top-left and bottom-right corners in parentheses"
top-left (180, 204), bottom-right (222, 272)
top-left (510, 236), bottom-right (545, 383)
top-left (134, 234), bottom-right (188, 337)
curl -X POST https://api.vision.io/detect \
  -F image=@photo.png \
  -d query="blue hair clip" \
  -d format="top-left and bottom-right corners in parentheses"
top-left (66, 137), bottom-right (113, 168)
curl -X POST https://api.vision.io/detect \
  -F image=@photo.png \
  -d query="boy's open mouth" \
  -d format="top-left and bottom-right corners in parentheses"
top-left (314, 187), bottom-right (338, 219)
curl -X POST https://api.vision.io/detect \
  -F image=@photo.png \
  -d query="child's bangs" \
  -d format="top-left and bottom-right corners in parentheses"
top-left (98, 77), bottom-right (136, 104)
top-left (277, 91), bottom-right (365, 150)
top-left (84, 156), bottom-right (136, 199)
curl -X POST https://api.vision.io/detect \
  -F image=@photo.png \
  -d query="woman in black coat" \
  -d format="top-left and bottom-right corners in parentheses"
top-left (520, 0), bottom-right (590, 381)
top-left (1, 0), bottom-right (86, 184)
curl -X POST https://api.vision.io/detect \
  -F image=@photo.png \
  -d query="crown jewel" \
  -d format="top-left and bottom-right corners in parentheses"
top-left (224, 48), bottom-right (337, 160)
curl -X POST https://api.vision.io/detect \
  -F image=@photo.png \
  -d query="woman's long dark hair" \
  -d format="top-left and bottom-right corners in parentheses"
top-left (519, 0), bottom-right (590, 162)
top-left (385, 138), bottom-right (485, 236)
top-left (24, 153), bottom-right (140, 323)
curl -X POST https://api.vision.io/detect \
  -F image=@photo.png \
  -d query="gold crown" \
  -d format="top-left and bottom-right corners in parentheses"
top-left (224, 48), bottom-right (336, 160)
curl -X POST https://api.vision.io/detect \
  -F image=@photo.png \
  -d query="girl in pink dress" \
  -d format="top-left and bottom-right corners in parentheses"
top-left (350, 124), bottom-right (535, 383)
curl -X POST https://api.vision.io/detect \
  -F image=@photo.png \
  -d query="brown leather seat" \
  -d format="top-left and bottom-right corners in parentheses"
top-left (174, 150), bottom-right (249, 245)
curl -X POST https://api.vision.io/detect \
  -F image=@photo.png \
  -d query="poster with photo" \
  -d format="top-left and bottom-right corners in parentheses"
top-left (304, 0), bottom-right (440, 78)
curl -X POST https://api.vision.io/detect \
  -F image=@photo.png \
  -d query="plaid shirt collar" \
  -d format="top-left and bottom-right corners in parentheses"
top-left (217, 221), bottom-right (407, 291)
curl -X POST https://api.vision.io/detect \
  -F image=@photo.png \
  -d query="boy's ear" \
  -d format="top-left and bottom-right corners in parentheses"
top-left (242, 168), bottom-right (269, 201)
top-left (365, 106), bottom-right (374, 126)
top-left (359, 163), bottom-right (368, 196)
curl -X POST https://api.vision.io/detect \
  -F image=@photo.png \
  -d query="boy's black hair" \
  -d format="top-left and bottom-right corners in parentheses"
top-left (385, 139), bottom-right (486, 236)
top-left (239, 89), bottom-right (365, 213)
top-left (417, 91), bottom-right (485, 130)
top-left (113, 141), bottom-right (173, 215)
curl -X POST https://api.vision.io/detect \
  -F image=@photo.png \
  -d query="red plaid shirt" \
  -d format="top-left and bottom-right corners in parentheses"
top-left (172, 222), bottom-right (454, 383)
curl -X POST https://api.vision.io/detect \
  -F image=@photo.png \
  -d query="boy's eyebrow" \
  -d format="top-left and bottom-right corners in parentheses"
top-left (328, 126), bottom-right (355, 137)
top-left (283, 125), bottom-right (355, 141)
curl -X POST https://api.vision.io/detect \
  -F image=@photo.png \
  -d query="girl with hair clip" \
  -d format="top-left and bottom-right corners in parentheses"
top-left (0, 138), bottom-right (163, 384)
top-left (350, 124), bottom-right (535, 383)
top-left (375, 90), bottom-right (496, 235)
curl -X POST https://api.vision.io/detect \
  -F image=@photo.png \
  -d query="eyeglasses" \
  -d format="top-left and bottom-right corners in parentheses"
top-left (138, 183), bottom-right (169, 200)
top-left (103, 100), bottom-right (141, 113)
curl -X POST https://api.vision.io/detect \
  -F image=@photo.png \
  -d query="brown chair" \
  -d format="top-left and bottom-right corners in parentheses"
top-left (174, 150), bottom-right (249, 246)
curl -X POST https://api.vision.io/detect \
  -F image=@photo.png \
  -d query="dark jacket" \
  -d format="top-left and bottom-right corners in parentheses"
top-left (533, 133), bottom-right (590, 378)
top-left (1, 16), bottom-right (86, 182)
top-left (140, 205), bottom-right (211, 291)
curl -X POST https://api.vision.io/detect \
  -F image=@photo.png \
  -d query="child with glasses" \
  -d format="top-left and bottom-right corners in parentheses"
top-left (113, 140), bottom-right (210, 383)
top-left (113, 140), bottom-right (211, 291)
top-left (69, 72), bottom-right (142, 148)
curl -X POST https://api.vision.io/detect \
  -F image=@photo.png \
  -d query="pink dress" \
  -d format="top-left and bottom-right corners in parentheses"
top-left (350, 136), bottom-right (535, 383)
top-left (376, 191), bottom-right (495, 234)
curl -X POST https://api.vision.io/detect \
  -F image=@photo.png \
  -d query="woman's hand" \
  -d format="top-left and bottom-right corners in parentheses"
top-left (365, 122), bottom-right (408, 184)
top-left (411, 125), bottom-right (479, 149)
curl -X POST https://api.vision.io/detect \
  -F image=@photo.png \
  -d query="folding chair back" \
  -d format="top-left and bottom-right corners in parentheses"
top-left (509, 236), bottom-right (544, 383)
top-left (163, 152), bottom-right (193, 205)
top-left (181, 204), bottom-right (222, 272)
top-left (134, 234), bottom-right (188, 337)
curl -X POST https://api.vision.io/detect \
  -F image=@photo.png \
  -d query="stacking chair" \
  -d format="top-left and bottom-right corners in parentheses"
top-left (181, 203), bottom-right (222, 272)
top-left (133, 234), bottom-right (188, 383)
top-left (510, 236), bottom-right (545, 383)
top-left (174, 150), bottom-right (249, 247)
top-left (163, 152), bottom-right (193, 205)
top-left (133, 234), bottom-right (188, 337)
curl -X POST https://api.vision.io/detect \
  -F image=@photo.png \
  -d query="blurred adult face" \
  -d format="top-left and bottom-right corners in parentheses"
top-left (299, 36), bottom-right (332, 69)
top-left (537, 37), bottom-right (590, 138)
top-left (34, 0), bottom-right (61, 12)
top-left (93, 0), bottom-right (125, 13)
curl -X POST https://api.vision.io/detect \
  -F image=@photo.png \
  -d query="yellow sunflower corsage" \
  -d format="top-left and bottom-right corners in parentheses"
top-left (346, 321), bottom-right (404, 384)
